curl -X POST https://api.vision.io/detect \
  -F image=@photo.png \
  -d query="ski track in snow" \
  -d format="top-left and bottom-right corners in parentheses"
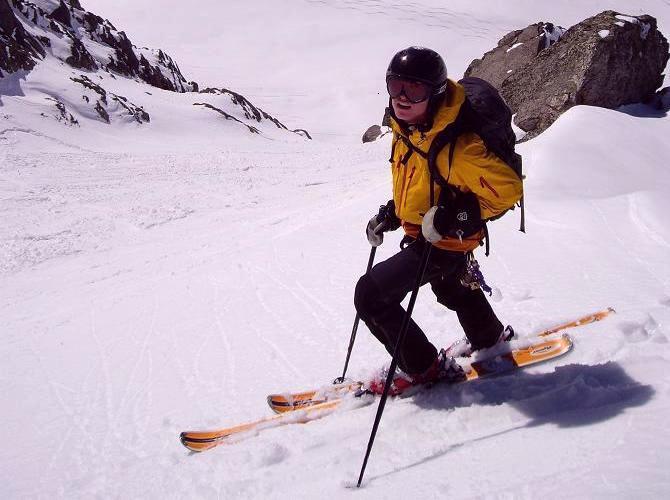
top-left (4, 0), bottom-right (670, 497)
top-left (254, 263), bottom-right (334, 341)
top-left (627, 193), bottom-right (670, 251)
top-left (5, 139), bottom-right (669, 498)
top-left (305, 0), bottom-right (500, 36)
top-left (213, 306), bottom-right (238, 400)
top-left (592, 198), bottom-right (670, 293)
top-left (252, 272), bottom-right (308, 380)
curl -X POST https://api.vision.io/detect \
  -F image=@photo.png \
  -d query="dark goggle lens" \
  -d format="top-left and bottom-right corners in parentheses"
top-left (386, 77), bottom-right (431, 103)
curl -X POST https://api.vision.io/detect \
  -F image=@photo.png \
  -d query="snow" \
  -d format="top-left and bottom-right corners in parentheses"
top-left (506, 42), bottom-right (524, 52)
top-left (599, 29), bottom-right (611, 38)
top-left (2, 0), bottom-right (670, 498)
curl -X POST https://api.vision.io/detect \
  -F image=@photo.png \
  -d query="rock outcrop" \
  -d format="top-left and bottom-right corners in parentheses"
top-left (0, 0), bottom-right (46, 77)
top-left (466, 11), bottom-right (669, 139)
top-left (0, 0), bottom-right (307, 137)
top-left (49, 0), bottom-right (72, 28)
top-left (43, 96), bottom-right (79, 126)
top-left (71, 74), bottom-right (150, 124)
top-left (466, 23), bottom-right (566, 89)
top-left (196, 87), bottom-right (310, 134)
top-left (3, 0), bottom-right (198, 92)
top-left (200, 87), bottom-right (290, 130)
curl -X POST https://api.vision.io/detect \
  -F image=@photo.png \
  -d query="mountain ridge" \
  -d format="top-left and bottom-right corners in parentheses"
top-left (0, 0), bottom-right (307, 145)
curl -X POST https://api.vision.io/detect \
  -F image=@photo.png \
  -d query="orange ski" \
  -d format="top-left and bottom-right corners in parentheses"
top-left (266, 380), bottom-right (363, 414)
top-left (463, 333), bottom-right (572, 380)
top-left (267, 308), bottom-right (615, 413)
top-left (180, 397), bottom-right (370, 452)
top-left (537, 307), bottom-right (615, 337)
top-left (181, 334), bottom-right (575, 452)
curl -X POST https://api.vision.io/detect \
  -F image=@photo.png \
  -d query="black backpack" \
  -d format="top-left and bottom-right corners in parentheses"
top-left (427, 77), bottom-right (524, 232)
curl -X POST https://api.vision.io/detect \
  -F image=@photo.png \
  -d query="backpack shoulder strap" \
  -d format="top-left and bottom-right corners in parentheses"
top-left (426, 113), bottom-right (465, 205)
top-left (390, 131), bottom-right (430, 172)
top-left (397, 133), bottom-right (427, 158)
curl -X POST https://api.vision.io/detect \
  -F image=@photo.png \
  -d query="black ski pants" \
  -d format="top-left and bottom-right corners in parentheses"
top-left (354, 239), bottom-right (503, 375)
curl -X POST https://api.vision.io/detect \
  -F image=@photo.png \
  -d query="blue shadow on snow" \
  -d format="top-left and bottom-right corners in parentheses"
top-left (363, 362), bottom-right (653, 484)
top-left (412, 361), bottom-right (654, 427)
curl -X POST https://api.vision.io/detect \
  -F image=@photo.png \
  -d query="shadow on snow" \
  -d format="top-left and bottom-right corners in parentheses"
top-left (367, 361), bottom-right (653, 483)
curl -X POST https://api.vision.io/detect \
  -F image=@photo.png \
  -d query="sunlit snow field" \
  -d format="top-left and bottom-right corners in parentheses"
top-left (2, 0), bottom-right (670, 498)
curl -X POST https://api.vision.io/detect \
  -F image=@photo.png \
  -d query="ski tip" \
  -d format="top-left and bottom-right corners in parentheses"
top-left (179, 432), bottom-right (195, 452)
top-left (180, 431), bottom-right (219, 452)
top-left (266, 395), bottom-right (279, 414)
top-left (179, 432), bottom-right (192, 448)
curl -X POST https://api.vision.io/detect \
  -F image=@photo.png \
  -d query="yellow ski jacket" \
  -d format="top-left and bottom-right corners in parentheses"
top-left (389, 79), bottom-right (523, 252)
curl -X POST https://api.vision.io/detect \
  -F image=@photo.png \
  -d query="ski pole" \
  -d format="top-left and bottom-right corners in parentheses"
top-left (357, 242), bottom-right (432, 487)
top-left (334, 245), bottom-right (377, 384)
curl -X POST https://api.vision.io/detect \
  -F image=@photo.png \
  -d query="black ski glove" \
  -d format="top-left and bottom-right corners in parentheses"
top-left (366, 200), bottom-right (401, 247)
top-left (422, 189), bottom-right (482, 243)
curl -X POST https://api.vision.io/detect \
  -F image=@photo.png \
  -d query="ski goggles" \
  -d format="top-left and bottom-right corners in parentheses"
top-left (386, 76), bottom-right (434, 103)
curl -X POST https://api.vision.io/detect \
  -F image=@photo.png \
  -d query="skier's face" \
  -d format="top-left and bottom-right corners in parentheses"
top-left (391, 94), bottom-right (429, 124)
top-left (387, 76), bottom-right (431, 124)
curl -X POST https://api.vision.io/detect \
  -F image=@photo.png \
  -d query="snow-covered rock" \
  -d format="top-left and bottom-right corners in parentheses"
top-left (501, 10), bottom-right (669, 139)
top-left (5, 0), bottom-right (197, 91)
top-left (0, 0), bottom-right (46, 76)
top-left (0, 0), bottom-right (307, 143)
top-left (465, 22), bottom-right (566, 89)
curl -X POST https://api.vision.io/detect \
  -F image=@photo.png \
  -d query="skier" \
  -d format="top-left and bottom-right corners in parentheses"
top-left (354, 47), bottom-right (523, 395)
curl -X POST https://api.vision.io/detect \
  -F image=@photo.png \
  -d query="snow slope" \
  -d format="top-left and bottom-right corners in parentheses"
top-left (2, 0), bottom-right (670, 498)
